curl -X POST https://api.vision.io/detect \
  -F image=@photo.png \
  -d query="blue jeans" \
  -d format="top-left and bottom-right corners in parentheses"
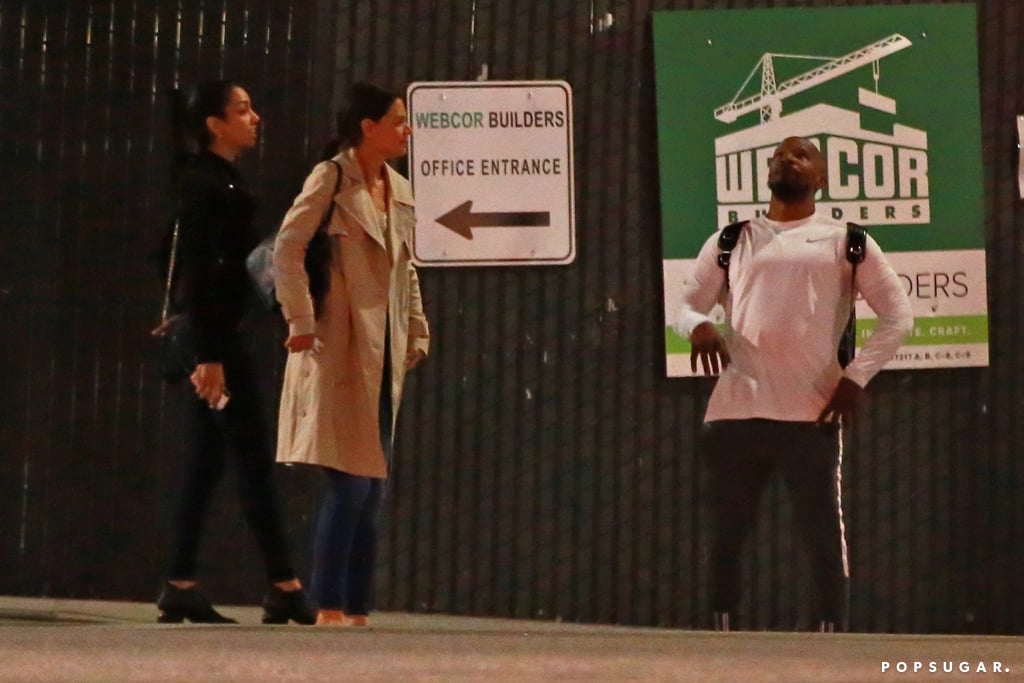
top-left (309, 469), bottom-right (385, 613)
top-left (309, 338), bottom-right (393, 614)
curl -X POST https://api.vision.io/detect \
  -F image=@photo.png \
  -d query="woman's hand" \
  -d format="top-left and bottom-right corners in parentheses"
top-left (405, 347), bottom-right (426, 369)
top-left (285, 334), bottom-right (317, 353)
top-left (190, 363), bottom-right (227, 408)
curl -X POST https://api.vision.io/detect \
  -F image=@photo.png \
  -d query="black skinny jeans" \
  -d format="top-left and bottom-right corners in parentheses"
top-left (167, 333), bottom-right (295, 584)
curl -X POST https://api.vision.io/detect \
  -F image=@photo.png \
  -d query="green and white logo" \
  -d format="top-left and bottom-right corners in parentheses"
top-left (654, 5), bottom-right (988, 376)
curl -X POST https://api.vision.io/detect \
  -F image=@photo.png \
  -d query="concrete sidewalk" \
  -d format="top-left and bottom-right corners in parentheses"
top-left (0, 597), bottom-right (1021, 682)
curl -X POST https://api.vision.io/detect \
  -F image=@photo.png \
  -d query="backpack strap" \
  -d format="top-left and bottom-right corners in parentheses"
top-left (839, 222), bottom-right (867, 368)
top-left (716, 220), bottom-right (749, 289)
top-left (845, 222), bottom-right (866, 265)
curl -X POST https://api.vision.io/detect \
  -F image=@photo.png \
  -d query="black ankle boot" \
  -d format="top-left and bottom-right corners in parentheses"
top-left (156, 583), bottom-right (237, 624)
top-left (261, 585), bottom-right (317, 625)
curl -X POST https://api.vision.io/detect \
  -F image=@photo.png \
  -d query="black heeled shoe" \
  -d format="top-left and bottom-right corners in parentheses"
top-left (156, 583), bottom-right (237, 624)
top-left (261, 585), bottom-right (317, 625)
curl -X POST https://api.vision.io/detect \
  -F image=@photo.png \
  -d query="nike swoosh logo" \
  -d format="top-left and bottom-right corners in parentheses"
top-left (806, 236), bottom-right (832, 243)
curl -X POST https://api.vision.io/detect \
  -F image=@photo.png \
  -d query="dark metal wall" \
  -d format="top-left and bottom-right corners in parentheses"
top-left (0, 0), bottom-right (329, 603)
top-left (1, 0), bottom-right (1021, 634)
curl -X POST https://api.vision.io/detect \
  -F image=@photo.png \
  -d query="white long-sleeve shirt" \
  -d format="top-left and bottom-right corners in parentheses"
top-left (674, 213), bottom-right (913, 423)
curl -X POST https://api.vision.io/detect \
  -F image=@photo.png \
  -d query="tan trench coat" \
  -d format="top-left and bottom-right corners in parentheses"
top-left (273, 148), bottom-right (430, 478)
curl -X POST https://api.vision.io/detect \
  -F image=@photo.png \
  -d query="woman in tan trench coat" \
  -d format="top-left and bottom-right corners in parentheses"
top-left (273, 82), bottom-right (429, 626)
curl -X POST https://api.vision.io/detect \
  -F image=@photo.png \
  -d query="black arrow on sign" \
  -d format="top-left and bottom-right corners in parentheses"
top-left (436, 200), bottom-right (551, 240)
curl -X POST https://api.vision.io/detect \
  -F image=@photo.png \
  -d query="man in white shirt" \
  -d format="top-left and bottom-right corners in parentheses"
top-left (675, 136), bottom-right (913, 632)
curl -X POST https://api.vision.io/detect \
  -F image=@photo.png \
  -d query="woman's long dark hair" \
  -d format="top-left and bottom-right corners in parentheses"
top-left (320, 81), bottom-right (398, 160)
top-left (158, 80), bottom-right (237, 275)
top-left (169, 80), bottom-right (237, 176)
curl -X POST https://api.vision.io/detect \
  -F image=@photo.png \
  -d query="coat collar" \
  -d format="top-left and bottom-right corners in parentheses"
top-left (334, 148), bottom-right (414, 255)
top-left (336, 147), bottom-right (413, 202)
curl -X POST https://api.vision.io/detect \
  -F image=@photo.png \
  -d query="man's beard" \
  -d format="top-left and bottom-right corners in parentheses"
top-left (768, 169), bottom-right (813, 202)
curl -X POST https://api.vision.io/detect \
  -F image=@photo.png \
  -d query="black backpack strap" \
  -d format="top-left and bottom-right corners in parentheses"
top-left (845, 222), bottom-right (866, 265)
top-left (838, 222), bottom-right (867, 368)
top-left (716, 220), bottom-right (749, 289)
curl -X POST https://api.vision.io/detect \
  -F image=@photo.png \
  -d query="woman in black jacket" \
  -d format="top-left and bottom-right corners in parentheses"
top-left (156, 80), bottom-right (314, 625)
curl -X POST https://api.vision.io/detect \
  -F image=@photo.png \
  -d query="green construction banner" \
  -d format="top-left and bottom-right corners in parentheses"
top-left (654, 5), bottom-right (988, 376)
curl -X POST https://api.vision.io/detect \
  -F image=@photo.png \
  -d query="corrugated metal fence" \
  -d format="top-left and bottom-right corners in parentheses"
top-left (0, 0), bottom-right (1021, 633)
top-left (0, 0), bottom-right (327, 604)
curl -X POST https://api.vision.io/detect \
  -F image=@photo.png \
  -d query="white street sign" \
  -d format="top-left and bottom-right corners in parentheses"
top-left (407, 81), bottom-right (575, 267)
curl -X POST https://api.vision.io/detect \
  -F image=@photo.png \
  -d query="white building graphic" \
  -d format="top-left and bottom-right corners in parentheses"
top-left (713, 34), bottom-right (931, 227)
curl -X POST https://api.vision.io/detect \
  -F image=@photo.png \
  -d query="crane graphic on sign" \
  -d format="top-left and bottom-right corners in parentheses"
top-left (710, 31), bottom-right (929, 228)
top-left (714, 33), bottom-right (912, 124)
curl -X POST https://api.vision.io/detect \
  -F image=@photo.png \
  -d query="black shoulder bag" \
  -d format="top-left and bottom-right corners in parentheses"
top-left (151, 216), bottom-right (197, 383)
top-left (247, 159), bottom-right (342, 319)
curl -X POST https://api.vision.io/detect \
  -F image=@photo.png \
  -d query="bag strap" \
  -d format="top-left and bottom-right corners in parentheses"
top-left (159, 215), bottom-right (181, 326)
top-left (844, 222), bottom-right (867, 323)
top-left (840, 222), bottom-right (867, 367)
top-left (318, 160), bottom-right (343, 235)
top-left (845, 221), bottom-right (866, 266)
top-left (715, 220), bottom-right (748, 290)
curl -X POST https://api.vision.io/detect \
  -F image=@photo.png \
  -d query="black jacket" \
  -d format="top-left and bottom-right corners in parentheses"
top-left (167, 151), bottom-right (259, 363)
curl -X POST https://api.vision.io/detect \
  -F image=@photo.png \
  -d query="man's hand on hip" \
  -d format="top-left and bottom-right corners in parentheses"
top-left (818, 377), bottom-right (863, 424)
